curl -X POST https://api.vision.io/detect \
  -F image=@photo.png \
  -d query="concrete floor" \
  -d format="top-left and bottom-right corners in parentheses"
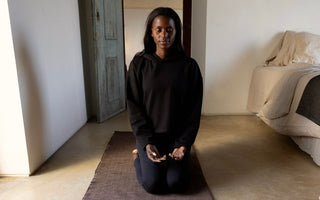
top-left (195, 115), bottom-right (320, 200)
top-left (0, 111), bottom-right (320, 200)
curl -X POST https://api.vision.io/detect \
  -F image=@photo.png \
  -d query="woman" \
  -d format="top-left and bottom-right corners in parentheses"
top-left (126, 7), bottom-right (203, 194)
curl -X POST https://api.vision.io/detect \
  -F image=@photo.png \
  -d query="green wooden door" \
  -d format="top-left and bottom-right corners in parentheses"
top-left (92, 0), bottom-right (125, 122)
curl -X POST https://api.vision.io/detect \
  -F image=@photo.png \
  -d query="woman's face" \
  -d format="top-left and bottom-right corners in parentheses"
top-left (151, 15), bottom-right (176, 51)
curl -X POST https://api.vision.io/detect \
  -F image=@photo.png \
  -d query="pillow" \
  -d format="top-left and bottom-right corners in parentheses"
top-left (266, 30), bottom-right (320, 66)
top-left (267, 31), bottom-right (296, 66)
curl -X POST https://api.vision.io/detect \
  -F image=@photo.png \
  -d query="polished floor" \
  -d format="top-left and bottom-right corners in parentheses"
top-left (1, 112), bottom-right (320, 200)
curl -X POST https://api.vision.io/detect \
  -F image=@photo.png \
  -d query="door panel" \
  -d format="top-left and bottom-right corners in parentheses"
top-left (104, 1), bottom-right (117, 39)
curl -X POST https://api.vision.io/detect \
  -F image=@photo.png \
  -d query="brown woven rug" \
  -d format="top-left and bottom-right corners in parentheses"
top-left (83, 131), bottom-right (212, 200)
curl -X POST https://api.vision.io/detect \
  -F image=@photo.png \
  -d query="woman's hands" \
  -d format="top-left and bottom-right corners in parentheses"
top-left (146, 144), bottom-right (166, 162)
top-left (146, 144), bottom-right (186, 162)
top-left (169, 146), bottom-right (186, 161)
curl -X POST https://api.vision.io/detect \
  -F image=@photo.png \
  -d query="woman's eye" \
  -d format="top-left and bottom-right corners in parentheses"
top-left (154, 28), bottom-right (161, 33)
top-left (153, 27), bottom-right (173, 34)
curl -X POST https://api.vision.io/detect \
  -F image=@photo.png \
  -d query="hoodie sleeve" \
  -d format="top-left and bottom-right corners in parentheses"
top-left (126, 58), bottom-right (154, 149)
top-left (174, 60), bottom-right (203, 149)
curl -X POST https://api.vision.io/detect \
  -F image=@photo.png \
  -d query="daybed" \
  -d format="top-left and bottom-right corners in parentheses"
top-left (248, 30), bottom-right (320, 166)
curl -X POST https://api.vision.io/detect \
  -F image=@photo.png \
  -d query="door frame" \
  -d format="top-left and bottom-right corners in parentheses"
top-left (183, 0), bottom-right (192, 57)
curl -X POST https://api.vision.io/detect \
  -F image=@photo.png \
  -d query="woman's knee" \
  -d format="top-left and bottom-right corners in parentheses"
top-left (167, 172), bottom-right (189, 193)
top-left (141, 176), bottom-right (166, 194)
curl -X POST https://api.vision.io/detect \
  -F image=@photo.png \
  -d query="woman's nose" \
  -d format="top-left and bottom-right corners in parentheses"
top-left (160, 30), bottom-right (168, 38)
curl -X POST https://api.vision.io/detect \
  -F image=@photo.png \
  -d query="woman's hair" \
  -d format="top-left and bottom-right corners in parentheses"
top-left (143, 7), bottom-right (185, 55)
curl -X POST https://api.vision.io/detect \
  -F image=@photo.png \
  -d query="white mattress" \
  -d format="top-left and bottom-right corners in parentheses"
top-left (247, 65), bottom-right (320, 166)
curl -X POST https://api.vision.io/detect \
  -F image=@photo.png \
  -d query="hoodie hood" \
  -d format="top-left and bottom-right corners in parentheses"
top-left (142, 51), bottom-right (185, 63)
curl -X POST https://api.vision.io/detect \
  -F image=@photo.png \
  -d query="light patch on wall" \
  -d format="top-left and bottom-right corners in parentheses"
top-left (0, 0), bottom-right (30, 175)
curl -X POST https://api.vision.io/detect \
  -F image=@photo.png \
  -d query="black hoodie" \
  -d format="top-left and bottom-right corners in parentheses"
top-left (126, 51), bottom-right (203, 150)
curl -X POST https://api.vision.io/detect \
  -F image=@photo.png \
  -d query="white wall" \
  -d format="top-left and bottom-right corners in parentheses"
top-left (194, 0), bottom-right (320, 115)
top-left (4, 0), bottom-right (87, 175)
top-left (0, 0), bottom-right (30, 176)
top-left (124, 9), bottom-right (182, 67)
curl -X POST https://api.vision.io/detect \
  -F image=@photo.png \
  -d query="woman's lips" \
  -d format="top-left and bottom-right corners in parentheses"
top-left (159, 40), bottom-right (169, 45)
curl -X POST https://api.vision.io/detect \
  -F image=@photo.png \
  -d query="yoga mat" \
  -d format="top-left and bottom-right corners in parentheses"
top-left (83, 131), bottom-right (212, 200)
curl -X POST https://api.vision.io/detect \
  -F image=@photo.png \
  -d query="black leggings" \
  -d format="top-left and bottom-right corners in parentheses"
top-left (134, 139), bottom-right (190, 194)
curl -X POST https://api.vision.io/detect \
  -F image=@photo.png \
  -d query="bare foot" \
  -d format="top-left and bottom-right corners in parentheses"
top-left (132, 149), bottom-right (139, 160)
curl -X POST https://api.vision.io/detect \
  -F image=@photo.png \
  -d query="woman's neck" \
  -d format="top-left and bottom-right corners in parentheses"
top-left (155, 49), bottom-right (170, 59)
top-left (155, 50), bottom-right (166, 59)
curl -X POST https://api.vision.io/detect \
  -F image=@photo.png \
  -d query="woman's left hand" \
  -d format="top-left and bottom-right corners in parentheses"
top-left (169, 146), bottom-right (186, 161)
